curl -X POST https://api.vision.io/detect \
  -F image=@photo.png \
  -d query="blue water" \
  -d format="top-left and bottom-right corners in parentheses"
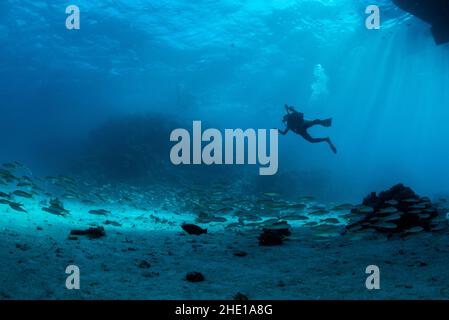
top-left (3, 0), bottom-right (449, 301)
top-left (1, 0), bottom-right (448, 200)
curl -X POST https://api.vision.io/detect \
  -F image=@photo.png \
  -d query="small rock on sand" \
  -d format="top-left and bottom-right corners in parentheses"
top-left (186, 272), bottom-right (205, 282)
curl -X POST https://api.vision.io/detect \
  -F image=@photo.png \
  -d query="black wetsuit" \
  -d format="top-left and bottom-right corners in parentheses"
top-left (279, 106), bottom-right (337, 154)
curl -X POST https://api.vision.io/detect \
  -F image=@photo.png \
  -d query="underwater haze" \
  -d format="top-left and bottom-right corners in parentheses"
top-left (1, 0), bottom-right (449, 201)
top-left (2, 0), bottom-right (449, 300)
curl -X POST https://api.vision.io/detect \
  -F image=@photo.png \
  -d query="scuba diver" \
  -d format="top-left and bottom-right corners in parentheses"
top-left (278, 104), bottom-right (337, 154)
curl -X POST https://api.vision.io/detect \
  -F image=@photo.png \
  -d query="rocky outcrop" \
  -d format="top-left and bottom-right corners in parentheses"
top-left (346, 184), bottom-right (446, 236)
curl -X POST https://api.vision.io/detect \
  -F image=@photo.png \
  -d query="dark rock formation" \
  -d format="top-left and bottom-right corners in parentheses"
top-left (233, 292), bottom-right (249, 300)
top-left (72, 114), bottom-right (180, 182)
top-left (233, 250), bottom-right (247, 257)
top-left (258, 221), bottom-right (291, 246)
top-left (182, 223), bottom-right (207, 235)
top-left (392, 0), bottom-right (449, 45)
top-left (186, 272), bottom-right (205, 282)
top-left (138, 260), bottom-right (151, 269)
top-left (70, 226), bottom-right (106, 239)
top-left (346, 184), bottom-right (446, 236)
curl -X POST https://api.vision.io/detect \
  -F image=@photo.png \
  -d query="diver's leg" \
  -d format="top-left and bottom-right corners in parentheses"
top-left (301, 131), bottom-right (337, 154)
top-left (300, 131), bottom-right (328, 144)
top-left (304, 118), bottom-right (332, 129)
top-left (327, 137), bottom-right (337, 154)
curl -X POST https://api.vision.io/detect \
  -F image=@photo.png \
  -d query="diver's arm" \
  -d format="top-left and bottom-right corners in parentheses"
top-left (278, 127), bottom-right (289, 135)
top-left (285, 104), bottom-right (298, 114)
top-left (285, 104), bottom-right (294, 114)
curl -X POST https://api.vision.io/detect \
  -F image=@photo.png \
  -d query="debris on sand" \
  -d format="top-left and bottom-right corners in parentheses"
top-left (138, 260), bottom-right (151, 269)
top-left (70, 226), bottom-right (106, 239)
top-left (258, 230), bottom-right (283, 246)
top-left (258, 221), bottom-right (291, 246)
top-left (345, 184), bottom-right (446, 236)
top-left (186, 272), bottom-right (205, 282)
top-left (16, 243), bottom-right (30, 251)
top-left (234, 292), bottom-right (249, 300)
top-left (233, 250), bottom-right (247, 257)
top-left (182, 223), bottom-right (207, 235)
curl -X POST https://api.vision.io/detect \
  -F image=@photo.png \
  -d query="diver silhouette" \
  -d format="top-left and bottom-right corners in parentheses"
top-left (278, 104), bottom-right (337, 154)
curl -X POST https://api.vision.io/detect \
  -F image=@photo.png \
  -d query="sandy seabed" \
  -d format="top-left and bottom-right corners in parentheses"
top-left (1, 199), bottom-right (449, 300)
